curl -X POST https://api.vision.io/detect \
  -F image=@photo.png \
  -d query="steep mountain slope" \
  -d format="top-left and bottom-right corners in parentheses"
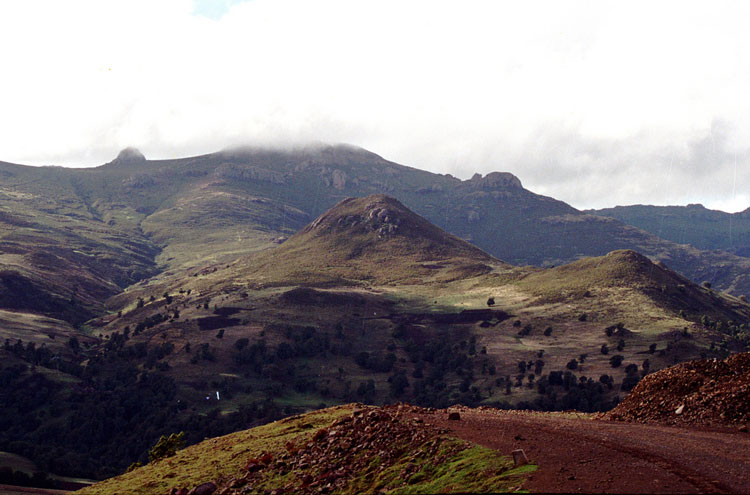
top-left (0, 160), bottom-right (159, 323)
top-left (591, 203), bottom-right (750, 257)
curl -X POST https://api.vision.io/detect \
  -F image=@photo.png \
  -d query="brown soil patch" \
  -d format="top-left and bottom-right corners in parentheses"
top-left (410, 407), bottom-right (750, 493)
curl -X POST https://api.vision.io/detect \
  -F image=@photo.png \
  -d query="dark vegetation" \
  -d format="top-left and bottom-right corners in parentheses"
top-left (0, 340), bottom-right (286, 480)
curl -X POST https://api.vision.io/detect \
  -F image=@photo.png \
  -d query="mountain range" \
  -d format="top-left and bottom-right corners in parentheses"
top-left (0, 144), bottom-right (748, 484)
top-left (1, 143), bottom-right (749, 329)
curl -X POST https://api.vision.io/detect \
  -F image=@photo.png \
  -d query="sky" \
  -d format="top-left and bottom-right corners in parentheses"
top-left (1, 0), bottom-right (749, 212)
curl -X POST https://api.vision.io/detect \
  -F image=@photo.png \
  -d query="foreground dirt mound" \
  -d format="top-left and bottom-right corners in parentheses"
top-left (602, 352), bottom-right (750, 427)
top-left (170, 405), bottom-right (476, 495)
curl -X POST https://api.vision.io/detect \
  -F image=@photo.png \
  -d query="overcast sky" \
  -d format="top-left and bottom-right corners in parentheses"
top-left (1, 0), bottom-right (749, 212)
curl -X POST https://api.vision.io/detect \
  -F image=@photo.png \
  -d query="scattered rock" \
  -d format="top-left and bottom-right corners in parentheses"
top-left (512, 449), bottom-right (529, 467)
top-left (188, 481), bottom-right (217, 495)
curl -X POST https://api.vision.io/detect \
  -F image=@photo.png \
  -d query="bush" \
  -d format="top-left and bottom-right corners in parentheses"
top-left (609, 355), bottom-right (624, 368)
top-left (486, 297), bottom-right (495, 307)
top-left (518, 324), bottom-right (532, 336)
top-left (148, 432), bottom-right (184, 463)
top-left (600, 344), bottom-right (609, 355)
top-left (566, 359), bottom-right (578, 370)
top-left (355, 352), bottom-right (370, 369)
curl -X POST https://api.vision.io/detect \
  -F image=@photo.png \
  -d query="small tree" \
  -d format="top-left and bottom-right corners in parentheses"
top-left (148, 432), bottom-right (184, 463)
top-left (609, 354), bottom-right (624, 368)
top-left (600, 343), bottom-right (609, 355)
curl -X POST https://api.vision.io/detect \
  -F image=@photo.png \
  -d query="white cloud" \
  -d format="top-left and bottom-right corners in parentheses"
top-left (0, 0), bottom-right (748, 211)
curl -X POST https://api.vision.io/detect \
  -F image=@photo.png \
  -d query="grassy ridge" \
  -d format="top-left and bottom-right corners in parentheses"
top-left (79, 405), bottom-right (535, 494)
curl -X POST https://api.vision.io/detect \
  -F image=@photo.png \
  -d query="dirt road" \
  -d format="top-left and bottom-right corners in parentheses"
top-left (413, 407), bottom-right (750, 493)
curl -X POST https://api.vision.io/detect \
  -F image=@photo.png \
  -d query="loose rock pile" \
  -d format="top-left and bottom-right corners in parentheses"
top-left (173, 405), bottom-right (465, 495)
top-left (602, 352), bottom-right (750, 427)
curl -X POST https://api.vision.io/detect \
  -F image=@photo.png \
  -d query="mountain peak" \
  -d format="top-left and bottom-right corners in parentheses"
top-left (306, 194), bottom-right (407, 238)
top-left (239, 194), bottom-right (499, 286)
top-left (112, 147), bottom-right (146, 164)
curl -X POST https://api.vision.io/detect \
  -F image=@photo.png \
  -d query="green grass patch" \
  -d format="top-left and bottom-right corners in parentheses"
top-left (346, 438), bottom-right (535, 494)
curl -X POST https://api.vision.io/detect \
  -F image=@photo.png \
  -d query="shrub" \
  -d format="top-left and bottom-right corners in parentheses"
top-left (486, 297), bottom-right (495, 307)
top-left (566, 359), bottom-right (578, 370)
top-left (600, 344), bottom-right (609, 355)
top-left (148, 432), bottom-right (184, 463)
top-left (609, 354), bottom-right (624, 368)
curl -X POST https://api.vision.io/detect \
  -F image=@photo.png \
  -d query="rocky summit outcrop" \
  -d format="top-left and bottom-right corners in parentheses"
top-left (468, 171), bottom-right (523, 190)
top-left (111, 147), bottom-right (146, 164)
top-left (602, 352), bottom-right (750, 427)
